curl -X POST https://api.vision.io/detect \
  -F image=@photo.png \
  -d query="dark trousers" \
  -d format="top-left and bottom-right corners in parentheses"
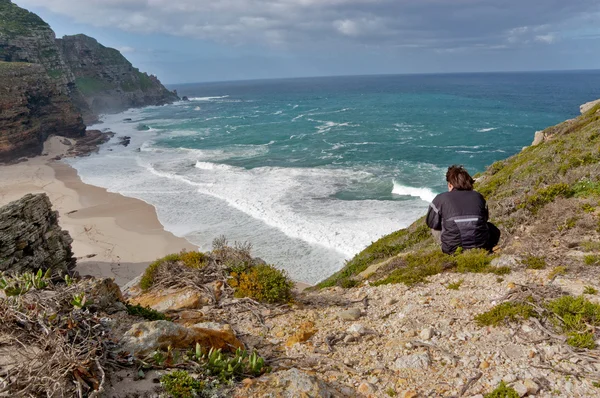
top-left (431, 222), bottom-right (501, 252)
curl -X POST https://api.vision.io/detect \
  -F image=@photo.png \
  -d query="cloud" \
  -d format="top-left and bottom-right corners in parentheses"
top-left (116, 46), bottom-right (136, 53)
top-left (16, 0), bottom-right (600, 51)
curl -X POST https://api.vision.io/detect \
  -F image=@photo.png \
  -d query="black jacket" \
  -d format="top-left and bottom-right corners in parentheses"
top-left (426, 190), bottom-right (490, 254)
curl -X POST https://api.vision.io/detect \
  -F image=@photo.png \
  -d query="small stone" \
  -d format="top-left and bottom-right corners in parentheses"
top-left (401, 390), bottom-right (418, 398)
top-left (479, 360), bottom-right (490, 369)
top-left (507, 282), bottom-right (516, 289)
top-left (512, 381), bottom-right (528, 397)
top-left (503, 374), bottom-right (517, 383)
top-left (393, 353), bottom-right (430, 370)
top-left (347, 323), bottom-right (366, 335)
top-left (357, 382), bottom-right (375, 394)
top-left (521, 324), bottom-right (534, 333)
top-left (471, 395), bottom-right (484, 398)
top-left (344, 335), bottom-right (357, 343)
top-left (523, 379), bottom-right (539, 395)
top-left (338, 308), bottom-right (362, 321)
top-left (419, 327), bottom-right (434, 340)
top-left (367, 376), bottom-right (378, 384)
top-left (386, 298), bottom-right (398, 306)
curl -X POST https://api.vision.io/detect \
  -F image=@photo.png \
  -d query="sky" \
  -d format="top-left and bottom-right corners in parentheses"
top-left (15, 0), bottom-right (600, 84)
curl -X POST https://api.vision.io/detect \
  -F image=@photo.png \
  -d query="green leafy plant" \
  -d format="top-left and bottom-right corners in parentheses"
top-left (160, 370), bottom-right (204, 398)
top-left (566, 332), bottom-right (596, 349)
top-left (0, 269), bottom-right (52, 296)
top-left (547, 295), bottom-right (600, 349)
top-left (484, 381), bottom-right (520, 398)
top-left (475, 301), bottom-right (535, 327)
top-left (584, 255), bottom-right (600, 266)
top-left (204, 348), bottom-right (267, 382)
top-left (64, 274), bottom-right (75, 286)
top-left (71, 293), bottom-right (88, 309)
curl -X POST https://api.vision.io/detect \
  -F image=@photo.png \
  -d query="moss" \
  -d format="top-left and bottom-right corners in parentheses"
top-left (521, 255), bottom-right (546, 270)
top-left (229, 264), bottom-right (293, 303)
top-left (584, 255), bottom-right (600, 266)
top-left (566, 332), bottom-right (596, 349)
top-left (484, 381), bottom-right (520, 398)
top-left (140, 253), bottom-right (182, 291)
top-left (446, 279), bottom-right (464, 290)
top-left (373, 249), bottom-right (450, 286)
top-left (317, 220), bottom-right (431, 288)
top-left (160, 370), bottom-right (204, 398)
top-left (475, 301), bottom-right (535, 327)
top-left (125, 303), bottom-right (169, 321)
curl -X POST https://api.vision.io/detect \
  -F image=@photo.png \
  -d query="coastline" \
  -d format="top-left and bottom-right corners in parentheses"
top-left (0, 137), bottom-right (197, 286)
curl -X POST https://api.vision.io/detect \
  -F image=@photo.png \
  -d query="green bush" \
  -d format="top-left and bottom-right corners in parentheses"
top-left (518, 183), bottom-right (573, 214)
top-left (584, 286), bottom-right (598, 295)
top-left (160, 370), bottom-right (204, 398)
top-left (484, 381), bottom-right (520, 398)
top-left (140, 253), bottom-right (182, 291)
top-left (229, 264), bottom-right (293, 303)
top-left (373, 250), bottom-right (449, 286)
top-left (567, 332), bottom-right (596, 349)
top-left (475, 302), bottom-right (535, 327)
top-left (521, 255), bottom-right (546, 270)
top-left (547, 295), bottom-right (600, 334)
top-left (455, 249), bottom-right (495, 273)
top-left (584, 255), bottom-right (600, 266)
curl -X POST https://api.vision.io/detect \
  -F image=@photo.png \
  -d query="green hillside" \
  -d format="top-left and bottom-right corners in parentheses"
top-left (318, 102), bottom-right (600, 288)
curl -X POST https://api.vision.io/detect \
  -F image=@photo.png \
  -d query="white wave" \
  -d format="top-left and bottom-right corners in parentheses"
top-left (195, 161), bottom-right (235, 171)
top-left (194, 106), bottom-right (201, 111)
top-left (392, 181), bottom-right (437, 203)
top-left (273, 110), bottom-right (283, 115)
top-left (477, 127), bottom-right (498, 132)
top-left (189, 95), bottom-right (230, 101)
top-left (292, 114), bottom-right (305, 122)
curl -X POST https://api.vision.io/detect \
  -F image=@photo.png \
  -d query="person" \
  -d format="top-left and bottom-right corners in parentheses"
top-left (426, 165), bottom-right (500, 255)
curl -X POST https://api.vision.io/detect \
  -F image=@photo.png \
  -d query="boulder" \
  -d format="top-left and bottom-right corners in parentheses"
top-left (121, 320), bottom-right (243, 356)
top-left (392, 352), bottom-right (431, 370)
top-left (580, 99), bottom-right (600, 114)
top-left (128, 287), bottom-right (211, 312)
top-left (531, 130), bottom-right (545, 146)
top-left (234, 368), bottom-right (355, 398)
top-left (0, 194), bottom-right (75, 277)
top-left (338, 308), bottom-right (362, 321)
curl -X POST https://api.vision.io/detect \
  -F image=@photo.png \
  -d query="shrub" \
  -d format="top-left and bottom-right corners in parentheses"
top-left (548, 266), bottom-right (567, 279)
top-left (204, 348), bottom-right (268, 382)
top-left (160, 370), bottom-right (204, 398)
top-left (567, 332), bottom-right (596, 349)
top-left (518, 183), bottom-right (573, 214)
top-left (521, 255), bottom-right (546, 270)
top-left (584, 255), bottom-right (600, 266)
top-left (140, 253), bottom-right (182, 291)
top-left (0, 269), bottom-right (52, 296)
top-left (179, 251), bottom-right (209, 269)
top-left (126, 303), bottom-right (169, 321)
top-left (547, 295), bottom-right (600, 334)
top-left (584, 286), bottom-right (598, 295)
top-left (373, 250), bottom-right (449, 286)
top-left (484, 381), bottom-right (520, 398)
top-left (455, 249), bottom-right (494, 273)
top-left (572, 180), bottom-right (600, 198)
top-left (475, 302), bottom-right (535, 327)
top-left (230, 264), bottom-right (293, 303)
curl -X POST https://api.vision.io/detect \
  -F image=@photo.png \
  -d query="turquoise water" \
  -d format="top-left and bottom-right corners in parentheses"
top-left (68, 71), bottom-right (600, 283)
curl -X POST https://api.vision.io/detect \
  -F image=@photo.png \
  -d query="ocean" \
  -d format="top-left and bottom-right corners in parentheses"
top-left (67, 71), bottom-right (600, 284)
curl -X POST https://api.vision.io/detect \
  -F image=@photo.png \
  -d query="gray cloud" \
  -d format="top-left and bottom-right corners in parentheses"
top-left (16, 0), bottom-right (600, 51)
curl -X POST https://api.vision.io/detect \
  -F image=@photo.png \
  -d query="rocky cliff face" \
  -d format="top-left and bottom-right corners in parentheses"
top-left (58, 34), bottom-right (179, 115)
top-left (0, 0), bottom-right (177, 162)
top-left (0, 193), bottom-right (75, 276)
top-left (0, 62), bottom-right (85, 162)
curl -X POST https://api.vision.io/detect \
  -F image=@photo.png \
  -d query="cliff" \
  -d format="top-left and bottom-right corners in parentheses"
top-left (0, 61), bottom-right (85, 162)
top-left (57, 34), bottom-right (179, 115)
top-left (0, 0), bottom-right (177, 162)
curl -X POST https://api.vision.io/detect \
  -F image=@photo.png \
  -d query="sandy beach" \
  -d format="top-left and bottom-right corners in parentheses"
top-left (0, 137), bottom-right (197, 286)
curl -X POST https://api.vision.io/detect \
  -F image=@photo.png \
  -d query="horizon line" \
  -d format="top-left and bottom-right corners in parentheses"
top-left (165, 67), bottom-right (600, 87)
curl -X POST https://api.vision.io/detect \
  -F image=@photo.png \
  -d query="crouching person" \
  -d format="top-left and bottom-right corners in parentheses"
top-left (426, 165), bottom-right (500, 255)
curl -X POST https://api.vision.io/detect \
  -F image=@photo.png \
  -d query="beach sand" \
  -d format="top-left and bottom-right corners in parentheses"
top-left (0, 137), bottom-right (197, 286)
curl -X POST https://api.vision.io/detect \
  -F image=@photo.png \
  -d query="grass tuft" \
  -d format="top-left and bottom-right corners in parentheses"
top-left (484, 381), bottom-right (520, 398)
top-left (160, 370), bottom-right (204, 398)
top-left (475, 301), bottom-right (535, 327)
top-left (521, 255), bottom-right (546, 270)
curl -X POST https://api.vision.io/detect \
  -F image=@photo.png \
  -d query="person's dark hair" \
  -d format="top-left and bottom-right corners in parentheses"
top-left (446, 165), bottom-right (474, 191)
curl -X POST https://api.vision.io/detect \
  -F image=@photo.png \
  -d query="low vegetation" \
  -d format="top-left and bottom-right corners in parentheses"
top-left (160, 370), bottom-right (205, 398)
top-left (125, 303), bottom-right (169, 321)
top-left (484, 381), bottom-right (520, 398)
top-left (229, 263), bottom-right (293, 303)
top-left (475, 301), bottom-right (535, 327)
top-left (521, 255), bottom-right (546, 270)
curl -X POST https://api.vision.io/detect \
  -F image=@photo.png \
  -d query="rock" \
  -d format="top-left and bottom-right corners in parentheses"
top-left (512, 381), bottom-right (528, 397)
top-left (234, 368), bottom-right (353, 397)
top-left (286, 321), bottom-right (317, 347)
top-left (128, 287), bottom-right (211, 312)
top-left (338, 308), bottom-right (362, 321)
top-left (347, 323), bottom-right (366, 335)
top-left (393, 353), bottom-right (430, 370)
top-left (121, 320), bottom-right (244, 357)
top-left (419, 327), bottom-right (434, 340)
top-left (580, 99), bottom-right (600, 114)
top-left (490, 255), bottom-right (518, 269)
top-left (357, 382), bottom-right (375, 395)
top-left (0, 194), bottom-right (75, 277)
top-left (344, 335), bottom-right (357, 343)
top-left (173, 310), bottom-right (205, 326)
top-left (80, 277), bottom-right (125, 313)
top-left (122, 275), bottom-right (143, 299)
top-left (531, 130), bottom-right (545, 146)
top-left (385, 298), bottom-right (398, 306)
top-left (503, 374), bottom-right (517, 383)
top-left (523, 379), bottom-right (539, 395)
top-left (182, 96), bottom-right (190, 101)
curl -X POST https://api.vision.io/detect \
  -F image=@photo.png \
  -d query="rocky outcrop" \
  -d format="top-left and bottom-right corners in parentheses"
top-left (57, 34), bottom-right (179, 115)
top-left (0, 193), bottom-right (75, 277)
top-left (580, 99), bottom-right (600, 114)
top-left (0, 62), bottom-right (85, 162)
